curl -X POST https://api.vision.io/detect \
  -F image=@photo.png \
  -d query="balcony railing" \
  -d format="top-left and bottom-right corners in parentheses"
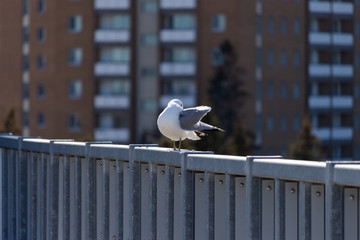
top-left (160, 29), bottom-right (196, 43)
top-left (309, 95), bottom-right (353, 110)
top-left (309, 32), bottom-right (353, 47)
top-left (94, 62), bottom-right (130, 77)
top-left (309, 1), bottom-right (353, 15)
top-left (308, 64), bottom-right (353, 78)
top-left (1, 134), bottom-right (360, 239)
top-left (94, 29), bottom-right (130, 44)
top-left (312, 127), bottom-right (353, 141)
top-left (94, 95), bottom-right (130, 109)
top-left (94, 0), bottom-right (130, 10)
top-left (160, 0), bottom-right (196, 10)
top-left (160, 62), bottom-right (196, 77)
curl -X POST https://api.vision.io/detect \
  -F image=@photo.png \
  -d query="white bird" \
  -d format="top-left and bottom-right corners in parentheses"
top-left (157, 99), bottom-right (224, 150)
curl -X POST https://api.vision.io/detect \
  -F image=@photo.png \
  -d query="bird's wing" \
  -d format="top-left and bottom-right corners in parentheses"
top-left (179, 106), bottom-right (211, 130)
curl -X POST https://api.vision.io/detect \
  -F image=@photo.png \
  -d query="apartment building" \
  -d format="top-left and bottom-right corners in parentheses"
top-left (0, 0), bottom-right (359, 160)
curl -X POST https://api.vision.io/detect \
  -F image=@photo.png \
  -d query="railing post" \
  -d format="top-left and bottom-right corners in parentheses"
top-left (180, 152), bottom-right (194, 240)
top-left (245, 156), bottom-right (260, 239)
top-left (325, 162), bottom-right (342, 240)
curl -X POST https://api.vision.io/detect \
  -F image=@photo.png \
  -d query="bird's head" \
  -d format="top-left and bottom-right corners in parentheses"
top-left (168, 99), bottom-right (183, 109)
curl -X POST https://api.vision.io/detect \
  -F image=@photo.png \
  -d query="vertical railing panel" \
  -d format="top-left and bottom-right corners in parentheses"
top-left (165, 164), bottom-right (174, 240)
top-left (180, 153), bottom-right (194, 240)
top-left (214, 174), bottom-right (226, 239)
top-left (156, 165), bottom-right (166, 240)
top-left (19, 149), bottom-right (28, 239)
top-left (298, 181), bottom-right (311, 240)
top-left (69, 157), bottom-right (76, 240)
top-left (96, 159), bottom-right (103, 240)
top-left (194, 173), bottom-right (205, 240)
top-left (0, 148), bottom-right (6, 240)
top-left (0, 148), bottom-right (3, 240)
top-left (225, 173), bottom-right (235, 240)
top-left (344, 188), bottom-right (358, 240)
top-left (123, 162), bottom-right (130, 240)
top-left (37, 153), bottom-right (46, 240)
top-left (141, 164), bottom-right (151, 240)
top-left (274, 179), bottom-right (285, 240)
top-left (311, 185), bottom-right (325, 240)
top-left (173, 168), bottom-right (182, 240)
top-left (70, 157), bottom-right (82, 240)
top-left (262, 179), bottom-right (275, 240)
top-left (7, 149), bottom-right (16, 240)
top-left (285, 182), bottom-right (298, 240)
top-left (58, 156), bottom-right (64, 240)
top-left (109, 160), bottom-right (122, 240)
top-left (235, 177), bottom-right (246, 240)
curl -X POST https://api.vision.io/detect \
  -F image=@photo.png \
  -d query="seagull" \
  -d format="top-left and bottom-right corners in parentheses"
top-left (157, 99), bottom-right (224, 150)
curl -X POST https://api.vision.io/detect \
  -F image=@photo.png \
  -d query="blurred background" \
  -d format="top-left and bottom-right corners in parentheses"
top-left (0, 0), bottom-right (359, 160)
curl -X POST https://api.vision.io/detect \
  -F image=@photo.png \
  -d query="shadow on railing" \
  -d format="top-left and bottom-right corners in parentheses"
top-left (0, 134), bottom-right (359, 239)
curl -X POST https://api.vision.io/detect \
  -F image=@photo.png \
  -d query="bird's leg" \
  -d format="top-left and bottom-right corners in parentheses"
top-left (178, 139), bottom-right (181, 151)
top-left (173, 140), bottom-right (176, 150)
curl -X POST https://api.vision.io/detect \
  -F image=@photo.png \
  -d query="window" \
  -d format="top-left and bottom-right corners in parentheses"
top-left (256, 82), bottom-right (262, 101)
top-left (355, 52), bottom-right (360, 68)
top-left (141, 34), bottom-right (157, 45)
top-left (99, 79), bottom-right (130, 95)
top-left (23, 83), bottom-right (29, 99)
top-left (141, 99), bottom-right (157, 112)
top-left (281, 17), bottom-right (287, 34)
top-left (37, 55), bottom-right (45, 70)
top-left (68, 48), bottom-right (82, 66)
top-left (37, 0), bottom-right (45, 13)
top-left (37, 84), bottom-right (45, 99)
top-left (68, 115), bottom-right (81, 131)
top-left (37, 28), bottom-right (45, 42)
top-left (293, 49), bottom-right (300, 67)
top-left (23, 112), bottom-right (29, 127)
top-left (23, 0), bottom-right (29, 15)
top-left (267, 115), bottom-right (274, 132)
top-left (37, 113), bottom-right (45, 128)
top-left (355, 83), bottom-right (360, 99)
top-left (211, 48), bottom-right (224, 66)
top-left (267, 82), bottom-right (274, 99)
top-left (100, 14), bottom-right (130, 30)
top-left (23, 55), bottom-right (29, 71)
top-left (281, 49), bottom-right (287, 67)
top-left (68, 80), bottom-right (82, 99)
top-left (163, 80), bottom-right (195, 95)
top-left (267, 49), bottom-right (274, 66)
top-left (293, 82), bottom-right (300, 99)
top-left (281, 82), bottom-right (287, 99)
top-left (354, 115), bottom-right (359, 130)
top-left (293, 115), bottom-right (300, 132)
top-left (68, 15), bottom-right (82, 33)
top-left (211, 14), bottom-right (226, 32)
top-left (165, 14), bottom-right (195, 29)
top-left (256, 48), bottom-right (262, 67)
top-left (141, 2), bottom-right (157, 12)
top-left (164, 47), bottom-right (195, 62)
top-left (23, 27), bottom-right (29, 43)
top-left (281, 115), bottom-right (287, 132)
top-left (293, 17), bottom-right (300, 35)
top-left (256, 15), bottom-right (262, 34)
top-left (140, 67), bottom-right (157, 77)
top-left (100, 47), bottom-right (130, 62)
top-left (267, 16), bottom-right (274, 34)
top-left (356, 21), bottom-right (360, 36)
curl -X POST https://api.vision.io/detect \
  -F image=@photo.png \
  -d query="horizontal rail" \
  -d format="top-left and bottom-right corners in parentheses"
top-left (0, 134), bottom-right (360, 239)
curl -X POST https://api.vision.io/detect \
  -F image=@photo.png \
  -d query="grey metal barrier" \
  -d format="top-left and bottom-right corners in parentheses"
top-left (0, 134), bottom-right (360, 239)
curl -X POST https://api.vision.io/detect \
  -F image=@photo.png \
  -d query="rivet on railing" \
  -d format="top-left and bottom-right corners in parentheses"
top-left (349, 194), bottom-right (355, 200)
top-left (290, 188), bottom-right (296, 194)
top-left (219, 180), bottom-right (224, 185)
top-left (145, 168), bottom-right (149, 173)
top-left (160, 170), bottom-right (165, 175)
top-left (316, 191), bottom-right (321, 197)
top-left (266, 186), bottom-right (272, 191)
top-left (239, 182), bottom-right (245, 188)
top-left (178, 172), bottom-right (181, 177)
top-left (199, 178), bottom-right (204, 183)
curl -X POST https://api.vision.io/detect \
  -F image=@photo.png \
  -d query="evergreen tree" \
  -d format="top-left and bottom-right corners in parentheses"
top-left (0, 108), bottom-right (21, 135)
top-left (288, 116), bottom-right (325, 161)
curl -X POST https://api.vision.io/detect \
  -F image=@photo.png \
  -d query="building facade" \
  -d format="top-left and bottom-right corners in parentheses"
top-left (0, 0), bottom-right (359, 160)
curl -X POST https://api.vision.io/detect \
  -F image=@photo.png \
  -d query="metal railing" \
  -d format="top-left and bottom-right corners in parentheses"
top-left (0, 134), bottom-right (360, 240)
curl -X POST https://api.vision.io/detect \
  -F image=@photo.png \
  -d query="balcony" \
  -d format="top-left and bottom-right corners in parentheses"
top-left (1, 135), bottom-right (360, 239)
top-left (309, 1), bottom-right (353, 16)
top-left (308, 32), bottom-right (353, 48)
top-left (308, 64), bottom-right (353, 78)
top-left (94, 128), bottom-right (129, 142)
top-left (160, 29), bottom-right (196, 43)
top-left (94, 95), bottom-right (130, 109)
top-left (309, 96), bottom-right (353, 110)
top-left (313, 127), bottom-right (353, 141)
top-left (160, 0), bottom-right (196, 10)
top-left (94, 62), bottom-right (129, 77)
top-left (94, 30), bottom-right (130, 44)
top-left (94, 0), bottom-right (130, 10)
top-left (160, 94), bottom-right (196, 108)
top-left (160, 62), bottom-right (196, 77)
